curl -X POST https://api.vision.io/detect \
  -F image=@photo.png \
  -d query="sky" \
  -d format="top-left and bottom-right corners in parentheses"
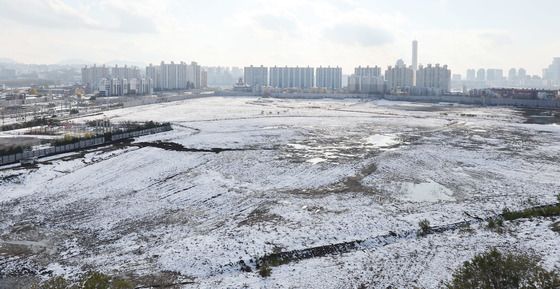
top-left (0, 0), bottom-right (559, 75)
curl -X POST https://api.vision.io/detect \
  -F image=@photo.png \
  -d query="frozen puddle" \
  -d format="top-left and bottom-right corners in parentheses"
top-left (307, 157), bottom-right (326, 164)
top-left (396, 180), bottom-right (455, 202)
top-left (366, 134), bottom-right (399, 148)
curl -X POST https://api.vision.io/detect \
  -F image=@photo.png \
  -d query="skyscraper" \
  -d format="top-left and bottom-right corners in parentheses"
top-left (412, 40), bottom-right (418, 85)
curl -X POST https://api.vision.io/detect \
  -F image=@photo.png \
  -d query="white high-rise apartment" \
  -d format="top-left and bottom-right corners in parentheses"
top-left (466, 69), bottom-right (476, 81)
top-left (486, 69), bottom-right (504, 82)
top-left (187, 62), bottom-right (202, 89)
top-left (244, 65), bottom-right (268, 87)
top-left (147, 61), bottom-right (202, 91)
top-left (416, 64), bottom-right (451, 93)
top-left (544, 57), bottom-right (560, 84)
top-left (83, 64), bottom-right (152, 95)
top-left (111, 65), bottom-right (141, 80)
top-left (385, 61), bottom-right (414, 91)
top-left (476, 69), bottom-right (486, 81)
top-left (269, 66), bottom-right (314, 89)
top-left (316, 66), bottom-right (342, 90)
top-left (348, 66), bottom-right (384, 93)
top-left (81, 64), bottom-right (110, 93)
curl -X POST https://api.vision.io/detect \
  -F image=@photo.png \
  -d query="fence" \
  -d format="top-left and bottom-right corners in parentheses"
top-left (0, 124), bottom-right (172, 166)
top-left (110, 125), bottom-right (172, 141)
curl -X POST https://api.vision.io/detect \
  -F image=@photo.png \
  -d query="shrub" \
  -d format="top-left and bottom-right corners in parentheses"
top-left (486, 218), bottom-right (505, 233)
top-left (258, 264), bottom-right (272, 278)
top-left (502, 205), bottom-right (560, 221)
top-left (40, 276), bottom-right (69, 289)
top-left (82, 271), bottom-right (110, 289)
top-left (459, 223), bottom-right (474, 234)
top-left (110, 278), bottom-right (133, 289)
top-left (487, 218), bottom-right (496, 229)
top-left (1, 117), bottom-right (59, 132)
top-left (418, 219), bottom-right (430, 236)
top-left (0, 145), bottom-right (29, 156)
top-left (32, 271), bottom-right (134, 289)
top-left (446, 248), bottom-right (560, 289)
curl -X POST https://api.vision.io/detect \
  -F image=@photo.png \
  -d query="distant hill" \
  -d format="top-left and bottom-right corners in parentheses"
top-left (104, 60), bottom-right (147, 68)
top-left (57, 59), bottom-right (94, 66)
top-left (0, 57), bottom-right (17, 64)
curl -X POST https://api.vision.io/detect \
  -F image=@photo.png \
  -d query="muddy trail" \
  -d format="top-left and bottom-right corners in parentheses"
top-left (228, 202), bottom-right (560, 272)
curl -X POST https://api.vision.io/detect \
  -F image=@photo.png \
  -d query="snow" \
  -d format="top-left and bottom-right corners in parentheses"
top-left (365, 134), bottom-right (399, 148)
top-left (1, 97), bottom-right (559, 288)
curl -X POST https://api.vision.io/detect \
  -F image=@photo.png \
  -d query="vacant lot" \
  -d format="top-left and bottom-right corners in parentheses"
top-left (1, 97), bottom-right (559, 288)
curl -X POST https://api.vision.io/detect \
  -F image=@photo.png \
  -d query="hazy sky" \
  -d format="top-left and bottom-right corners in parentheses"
top-left (0, 0), bottom-right (559, 75)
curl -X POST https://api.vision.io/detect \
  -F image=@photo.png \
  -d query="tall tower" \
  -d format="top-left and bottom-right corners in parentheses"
top-left (412, 40), bottom-right (418, 85)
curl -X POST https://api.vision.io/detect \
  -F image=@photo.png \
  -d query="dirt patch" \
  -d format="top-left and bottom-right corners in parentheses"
top-left (550, 221), bottom-right (560, 233)
top-left (518, 108), bottom-right (560, 125)
top-left (135, 141), bottom-right (264, 154)
top-left (238, 207), bottom-right (285, 227)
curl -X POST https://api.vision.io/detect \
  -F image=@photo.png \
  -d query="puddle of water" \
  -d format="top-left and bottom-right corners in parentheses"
top-left (366, 134), bottom-right (399, 148)
top-left (396, 180), bottom-right (454, 202)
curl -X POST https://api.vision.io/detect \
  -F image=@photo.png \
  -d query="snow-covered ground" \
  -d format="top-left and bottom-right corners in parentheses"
top-left (1, 97), bottom-right (559, 288)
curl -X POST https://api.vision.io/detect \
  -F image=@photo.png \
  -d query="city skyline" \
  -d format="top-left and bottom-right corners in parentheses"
top-left (1, 0), bottom-right (559, 75)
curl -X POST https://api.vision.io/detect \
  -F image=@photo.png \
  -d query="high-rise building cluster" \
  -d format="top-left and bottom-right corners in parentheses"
top-left (204, 66), bottom-right (243, 87)
top-left (242, 41), bottom-right (450, 95)
top-left (81, 61), bottom-right (206, 96)
top-left (82, 64), bottom-right (152, 96)
top-left (243, 66), bottom-right (343, 91)
top-left (543, 57), bottom-right (560, 87)
top-left (461, 67), bottom-right (545, 90)
top-left (75, 40), bottom-right (478, 96)
top-left (146, 61), bottom-right (202, 91)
